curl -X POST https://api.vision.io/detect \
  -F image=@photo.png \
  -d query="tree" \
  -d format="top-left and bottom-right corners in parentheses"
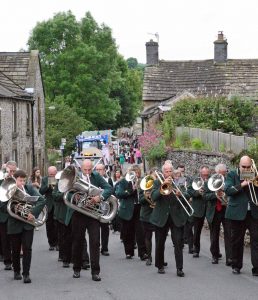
top-left (28, 11), bottom-right (142, 134)
top-left (46, 96), bottom-right (91, 154)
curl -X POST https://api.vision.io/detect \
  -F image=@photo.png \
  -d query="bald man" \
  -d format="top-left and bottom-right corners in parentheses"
top-left (225, 155), bottom-right (258, 276)
top-left (66, 159), bottom-right (112, 281)
top-left (40, 166), bottom-right (58, 250)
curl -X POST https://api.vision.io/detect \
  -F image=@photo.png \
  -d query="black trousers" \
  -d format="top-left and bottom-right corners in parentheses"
top-left (10, 229), bottom-right (34, 275)
top-left (155, 216), bottom-right (184, 270)
top-left (120, 204), bottom-right (146, 257)
top-left (185, 219), bottom-right (194, 251)
top-left (193, 216), bottom-right (205, 254)
top-left (100, 222), bottom-right (109, 252)
top-left (0, 221), bottom-right (12, 265)
top-left (72, 211), bottom-right (100, 274)
top-left (142, 221), bottom-right (155, 259)
top-left (209, 208), bottom-right (231, 261)
top-left (230, 211), bottom-right (258, 272)
top-left (46, 208), bottom-right (58, 247)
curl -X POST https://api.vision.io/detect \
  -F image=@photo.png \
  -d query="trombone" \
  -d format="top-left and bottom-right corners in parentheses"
top-left (243, 159), bottom-right (258, 206)
top-left (155, 171), bottom-right (194, 217)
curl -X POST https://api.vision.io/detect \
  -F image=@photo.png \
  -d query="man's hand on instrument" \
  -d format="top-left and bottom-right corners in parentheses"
top-left (90, 195), bottom-right (101, 204)
top-left (241, 180), bottom-right (249, 187)
top-left (27, 213), bottom-right (35, 221)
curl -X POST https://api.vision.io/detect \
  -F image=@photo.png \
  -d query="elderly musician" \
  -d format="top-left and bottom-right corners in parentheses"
top-left (39, 166), bottom-right (58, 251)
top-left (115, 165), bottom-right (147, 260)
top-left (225, 155), bottom-right (258, 276)
top-left (187, 165), bottom-right (210, 258)
top-left (65, 159), bottom-right (112, 281)
top-left (150, 163), bottom-right (189, 277)
top-left (203, 163), bottom-right (232, 265)
top-left (0, 161), bottom-right (17, 271)
top-left (95, 163), bottom-right (113, 256)
top-left (8, 170), bottom-right (46, 283)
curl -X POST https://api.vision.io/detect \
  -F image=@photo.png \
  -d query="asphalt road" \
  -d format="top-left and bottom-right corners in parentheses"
top-left (0, 224), bottom-right (257, 300)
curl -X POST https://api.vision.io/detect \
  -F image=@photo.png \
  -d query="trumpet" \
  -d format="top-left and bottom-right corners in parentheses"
top-left (207, 173), bottom-right (227, 205)
top-left (155, 171), bottom-right (194, 217)
top-left (140, 175), bottom-right (155, 208)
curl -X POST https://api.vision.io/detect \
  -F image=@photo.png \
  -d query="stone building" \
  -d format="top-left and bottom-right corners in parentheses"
top-left (141, 31), bottom-right (258, 129)
top-left (0, 51), bottom-right (46, 175)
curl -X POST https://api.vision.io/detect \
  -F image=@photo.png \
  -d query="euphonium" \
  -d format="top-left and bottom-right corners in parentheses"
top-left (58, 165), bottom-right (118, 223)
top-left (207, 173), bottom-right (227, 205)
top-left (0, 177), bottom-right (47, 227)
top-left (140, 175), bottom-right (155, 208)
top-left (192, 177), bottom-right (204, 191)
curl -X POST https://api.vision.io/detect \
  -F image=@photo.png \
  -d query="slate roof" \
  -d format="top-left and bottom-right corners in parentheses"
top-left (0, 52), bottom-right (32, 99)
top-left (143, 59), bottom-right (258, 102)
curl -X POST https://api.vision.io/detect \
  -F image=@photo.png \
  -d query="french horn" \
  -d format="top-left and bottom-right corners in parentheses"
top-left (58, 165), bottom-right (118, 223)
top-left (0, 177), bottom-right (47, 227)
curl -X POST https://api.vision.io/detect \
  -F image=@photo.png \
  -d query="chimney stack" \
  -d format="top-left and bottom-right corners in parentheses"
top-left (214, 31), bottom-right (228, 63)
top-left (146, 39), bottom-right (159, 65)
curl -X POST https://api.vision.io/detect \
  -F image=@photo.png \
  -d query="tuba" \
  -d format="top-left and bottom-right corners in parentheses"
top-left (207, 173), bottom-right (227, 205)
top-left (0, 177), bottom-right (47, 227)
top-left (140, 175), bottom-right (155, 208)
top-left (58, 165), bottom-right (118, 223)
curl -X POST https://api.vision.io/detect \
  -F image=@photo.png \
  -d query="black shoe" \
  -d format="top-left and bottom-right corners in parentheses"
top-left (73, 271), bottom-right (80, 278)
top-left (49, 246), bottom-right (55, 251)
top-left (218, 253), bottom-right (222, 259)
top-left (14, 272), bottom-right (22, 280)
top-left (126, 255), bottom-right (132, 259)
top-left (188, 249), bottom-right (194, 254)
top-left (23, 275), bottom-right (31, 283)
top-left (146, 258), bottom-right (152, 266)
top-left (193, 253), bottom-right (199, 258)
top-left (158, 268), bottom-right (165, 274)
top-left (212, 257), bottom-right (218, 264)
top-left (177, 269), bottom-right (185, 277)
top-left (4, 264), bottom-right (12, 270)
top-left (92, 274), bottom-right (101, 281)
top-left (140, 253), bottom-right (148, 261)
top-left (252, 268), bottom-right (258, 276)
top-left (232, 268), bottom-right (240, 274)
top-left (163, 262), bottom-right (168, 267)
top-left (63, 262), bottom-right (70, 268)
top-left (81, 261), bottom-right (90, 270)
top-left (226, 259), bottom-right (232, 266)
top-left (101, 251), bottom-right (110, 256)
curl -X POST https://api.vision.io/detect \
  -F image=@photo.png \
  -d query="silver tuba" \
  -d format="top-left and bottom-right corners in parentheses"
top-left (58, 165), bottom-right (118, 223)
top-left (0, 177), bottom-right (47, 227)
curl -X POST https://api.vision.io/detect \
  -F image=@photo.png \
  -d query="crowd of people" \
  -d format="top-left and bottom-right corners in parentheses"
top-left (0, 152), bottom-right (258, 285)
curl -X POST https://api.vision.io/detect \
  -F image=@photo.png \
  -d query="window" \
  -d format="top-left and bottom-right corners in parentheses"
top-left (37, 97), bottom-right (41, 133)
top-left (26, 103), bottom-right (31, 132)
top-left (12, 149), bottom-right (18, 163)
top-left (12, 102), bottom-right (17, 132)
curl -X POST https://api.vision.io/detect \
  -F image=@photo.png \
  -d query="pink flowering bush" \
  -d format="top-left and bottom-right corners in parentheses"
top-left (138, 126), bottom-right (169, 165)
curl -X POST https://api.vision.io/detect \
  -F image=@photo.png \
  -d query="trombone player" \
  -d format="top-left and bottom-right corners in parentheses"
top-left (225, 155), bottom-right (258, 276)
top-left (150, 163), bottom-right (190, 277)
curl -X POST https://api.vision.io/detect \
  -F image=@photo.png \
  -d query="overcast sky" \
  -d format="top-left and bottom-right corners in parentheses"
top-left (1, 0), bottom-right (258, 63)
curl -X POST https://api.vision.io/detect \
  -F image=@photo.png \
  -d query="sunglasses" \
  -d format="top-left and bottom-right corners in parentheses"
top-left (241, 165), bottom-right (251, 169)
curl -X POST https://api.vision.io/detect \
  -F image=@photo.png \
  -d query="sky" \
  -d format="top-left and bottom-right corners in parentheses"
top-left (1, 0), bottom-right (258, 63)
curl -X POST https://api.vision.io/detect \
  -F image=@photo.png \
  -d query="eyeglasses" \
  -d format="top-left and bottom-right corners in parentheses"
top-left (241, 165), bottom-right (251, 169)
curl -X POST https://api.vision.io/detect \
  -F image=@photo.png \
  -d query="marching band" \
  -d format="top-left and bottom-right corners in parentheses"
top-left (0, 154), bottom-right (258, 284)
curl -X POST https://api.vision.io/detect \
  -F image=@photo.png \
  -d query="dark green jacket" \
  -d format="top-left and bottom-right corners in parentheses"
top-left (65, 171), bottom-right (113, 225)
top-left (0, 179), bottom-right (9, 223)
top-left (7, 184), bottom-right (46, 234)
top-left (187, 177), bottom-right (207, 218)
top-left (225, 169), bottom-right (258, 220)
top-left (150, 180), bottom-right (188, 228)
top-left (39, 176), bottom-right (55, 212)
top-left (52, 184), bottom-right (67, 224)
top-left (139, 188), bottom-right (153, 223)
top-left (203, 181), bottom-right (226, 224)
top-left (115, 178), bottom-right (140, 221)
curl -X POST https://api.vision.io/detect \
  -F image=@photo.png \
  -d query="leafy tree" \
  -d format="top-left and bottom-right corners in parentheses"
top-left (45, 96), bottom-right (91, 154)
top-left (28, 11), bottom-right (142, 140)
top-left (161, 96), bottom-right (258, 141)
